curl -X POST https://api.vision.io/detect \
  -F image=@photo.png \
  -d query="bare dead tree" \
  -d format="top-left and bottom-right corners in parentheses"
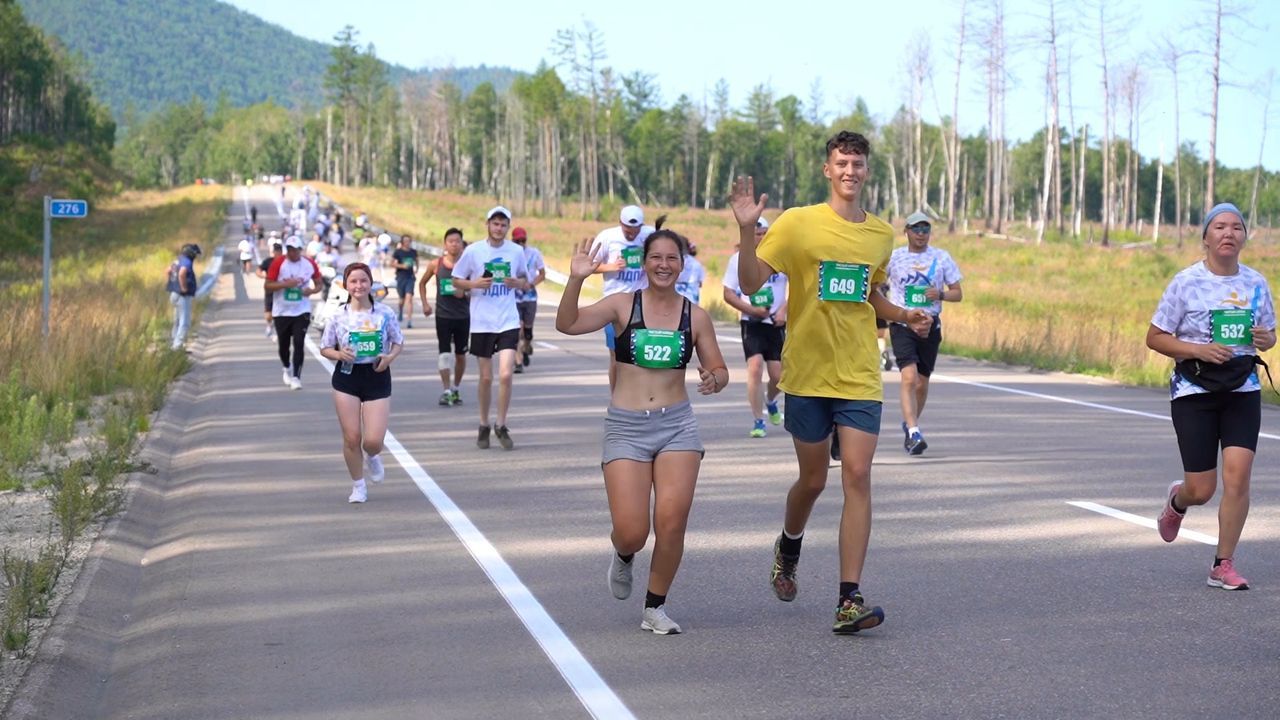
top-left (1159, 39), bottom-right (1193, 246)
top-left (1036, 0), bottom-right (1062, 244)
top-left (945, 0), bottom-right (968, 231)
top-left (1097, 2), bottom-right (1115, 245)
top-left (981, 0), bottom-right (1008, 233)
top-left (906, 39), bottom-right (932, 213)
top-left (1248, 69), bottom-right (1274, 228)
top-left (1153, 138), bottom-right (1164, 243)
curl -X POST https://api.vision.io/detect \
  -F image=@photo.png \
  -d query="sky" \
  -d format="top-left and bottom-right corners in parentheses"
top-left (225, 0), bottom-right (1280, 173)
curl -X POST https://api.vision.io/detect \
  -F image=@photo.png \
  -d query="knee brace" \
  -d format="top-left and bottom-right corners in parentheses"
top-left (438, 353), bottom-right (453, 371)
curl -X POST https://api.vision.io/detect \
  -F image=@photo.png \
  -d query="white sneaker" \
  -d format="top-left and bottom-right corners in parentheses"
top-left (608, 552), bottom-right (633, 600)
top-left (348, 481), bottom-right (367, 503)
top-left (641, 605), bottom-right (682, 635)
top-left (264, 325), bottom-right (273, 338)
top-left (289, 376), bottom-right (302, 391)
top-left (365, 454), bottom-right (385, 483)
top-left (282, 368), bottom-right (292, 387)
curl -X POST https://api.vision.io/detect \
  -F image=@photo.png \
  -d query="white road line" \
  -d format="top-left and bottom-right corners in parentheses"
top-left (935, 372), bottom-right (1280, 441)
top-left (303, 337), bottom-right (634, 720)
top-left (535, 340), bottom-right (561, 351)
top-left (1066, 501), bottom-right (1218, 545)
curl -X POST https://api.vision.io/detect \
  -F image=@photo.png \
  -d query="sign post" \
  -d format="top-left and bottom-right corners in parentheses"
top-left (43, 197), bottom-right (89, 336)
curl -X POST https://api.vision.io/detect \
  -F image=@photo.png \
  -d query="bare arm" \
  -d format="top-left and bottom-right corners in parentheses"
top-left (1146, 325), bottom-right (1233, 364)
top-left (728, 177), bottom-right (774, 295)
top-left (556, 238), bottom-right (618, 335)
top-left (691, 306), bottom-right (729, 395)
top-left (722, 285), bottom-right (768, 318)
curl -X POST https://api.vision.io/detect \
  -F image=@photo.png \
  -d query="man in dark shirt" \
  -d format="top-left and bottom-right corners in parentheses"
top-left (392, 235), bottom-right (419, 328)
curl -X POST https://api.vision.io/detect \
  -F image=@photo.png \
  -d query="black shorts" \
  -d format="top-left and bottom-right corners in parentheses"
top-left (331, 363), bottom-right (392, 402)
top-left (470, 328), bottom-right (520, 358)
top-left (436, 316), bottom-right (470, 354)
top-left (518, 301), bottom-right (537, 330)
top-left (876, 318), bottom-right (888, 330)
top-left (890, 317), bottom-right (942, 377)
top-left (263, 292), bottom-right (273, 312)
top-left (1170, 390), bottom-right (1261, 473)
top-left (741, 321), bottom-right (785, 362)
top-left (396, 275), bottom-right (415, 297)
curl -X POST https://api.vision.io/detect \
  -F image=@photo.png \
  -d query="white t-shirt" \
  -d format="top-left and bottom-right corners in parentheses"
top-left (452, 239), bottom-right (528, 334)
top-left (269, 256), bottom-right (321, 318)
top-left (676, 255), bottom-right (706, 304)
top-left (885, 245), bottom-right (963, 318)
top-left (516, 246), bottom-right (546, 303)
top-left (1151, 260), bottom-right (1276, 400)
top-left (724, 252), bottom-right (788, 324)
top-left (590, 225), bottom-right (654, 296)
top-left (237, 238), bottom-right (256, 262)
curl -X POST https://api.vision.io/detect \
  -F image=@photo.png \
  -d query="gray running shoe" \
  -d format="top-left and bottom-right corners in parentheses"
top-left (608, 553), bottom-right (633, 600)
top-left (476, 425), bottom-right (491, 449)
top-left (641, 605), bottom-right (682, 635)
top-left (495, 425), bottom-right (514, 450)
top-left (438, 391), bottom-right (451, 406)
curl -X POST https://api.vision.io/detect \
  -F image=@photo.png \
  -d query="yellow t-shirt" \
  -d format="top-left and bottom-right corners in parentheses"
top-left (755, 203), bottom-right (894, 401)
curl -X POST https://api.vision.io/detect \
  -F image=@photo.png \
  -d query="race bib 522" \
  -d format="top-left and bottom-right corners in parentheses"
top-left (633, 328), bottom-right (682, 369)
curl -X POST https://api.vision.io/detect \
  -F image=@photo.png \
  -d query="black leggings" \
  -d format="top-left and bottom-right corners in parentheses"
top-left (274, 313), bottom-right (310, 377)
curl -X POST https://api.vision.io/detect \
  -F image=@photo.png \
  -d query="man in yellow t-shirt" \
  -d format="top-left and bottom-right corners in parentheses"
top-left (731, 130), bottom-right (932, 636)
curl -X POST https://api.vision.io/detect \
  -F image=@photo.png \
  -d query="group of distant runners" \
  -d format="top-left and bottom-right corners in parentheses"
top-left (203, 129), bottom-right (1272, 637)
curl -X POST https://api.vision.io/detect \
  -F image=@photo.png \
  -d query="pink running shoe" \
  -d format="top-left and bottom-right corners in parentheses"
top-left (1157, 481), bottom-right (1185, 543)
top-left (1207, 558), bottom-right (1250, 590)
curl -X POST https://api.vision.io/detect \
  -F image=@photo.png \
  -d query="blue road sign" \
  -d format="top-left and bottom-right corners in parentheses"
top-left (49, 199), bottom-right (88, 218)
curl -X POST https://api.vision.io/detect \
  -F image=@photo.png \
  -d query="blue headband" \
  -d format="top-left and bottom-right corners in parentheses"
top-left (1202, 203), bottom-right (1246, 238)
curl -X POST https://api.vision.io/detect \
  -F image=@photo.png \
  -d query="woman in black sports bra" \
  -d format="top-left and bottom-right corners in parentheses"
top-left (556, 217), bottom-right (728, 635)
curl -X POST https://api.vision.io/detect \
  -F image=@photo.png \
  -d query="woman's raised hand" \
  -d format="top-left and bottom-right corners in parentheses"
top-left (569, 237), bottom-right (603, 280)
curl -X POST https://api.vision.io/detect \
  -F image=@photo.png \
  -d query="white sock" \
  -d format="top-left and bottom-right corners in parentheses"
top-left (353, 478), bottom-right (366, 487)
top-left (909, 426), bottom-right (920, 436)
top-left (877, 338), bottom-right (886, 352)
top-left (783, 529), bottom-right (804, 541)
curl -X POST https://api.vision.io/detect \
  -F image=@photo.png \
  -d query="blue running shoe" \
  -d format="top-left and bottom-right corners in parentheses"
top-left (750, 418), bottom-right (767, 438)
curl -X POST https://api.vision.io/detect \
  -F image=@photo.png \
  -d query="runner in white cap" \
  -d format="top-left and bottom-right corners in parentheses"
top-left (589, 205), bottom-right (654, 390)
top-left (450, 206), bottom-right (531, 450)
top-left (265, 235), bottom-right (323, 389)
top-left (884, 211), bottom-right (963, 455)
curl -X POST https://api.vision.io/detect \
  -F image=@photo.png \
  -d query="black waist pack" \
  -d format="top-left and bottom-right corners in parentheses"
top-left (1175, 354), bottom-right (1273, 393)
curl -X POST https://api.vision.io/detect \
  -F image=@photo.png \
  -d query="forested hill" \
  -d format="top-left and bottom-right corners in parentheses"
top-left (18, 0), bottom-right (518, 123)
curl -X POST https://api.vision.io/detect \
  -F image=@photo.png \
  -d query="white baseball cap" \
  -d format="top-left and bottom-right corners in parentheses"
top-left (486, 205), bottom-right (511, 221)
top-left (284, 236), bottom-right (304, 249)
top-left (620, 205), bottom-right (644, 227)
top-left (757, 216), bottom-right (770, 230)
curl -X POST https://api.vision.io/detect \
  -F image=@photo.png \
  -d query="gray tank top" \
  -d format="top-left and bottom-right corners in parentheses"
top-left (434, 258), bottom-right (469, 320)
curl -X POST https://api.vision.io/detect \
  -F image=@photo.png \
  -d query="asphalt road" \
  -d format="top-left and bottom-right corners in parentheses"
top-left (9, 186), bottom-right (1280, 720)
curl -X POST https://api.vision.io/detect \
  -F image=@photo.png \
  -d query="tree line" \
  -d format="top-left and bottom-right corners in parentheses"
top-left (0, 0), bottom-right (113, 153)
top-left (115, 8), bottom-right (1278, 246)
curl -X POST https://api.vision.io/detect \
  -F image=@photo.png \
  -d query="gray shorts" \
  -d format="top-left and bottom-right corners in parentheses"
top-left (602, 401), bottom-right (704, 465)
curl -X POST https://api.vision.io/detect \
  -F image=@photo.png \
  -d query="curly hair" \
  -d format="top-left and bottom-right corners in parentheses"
top-left (825, 130), bottom-right (872, 159)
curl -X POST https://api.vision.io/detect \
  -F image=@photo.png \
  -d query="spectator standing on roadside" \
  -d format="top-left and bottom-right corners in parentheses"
top-left (168, 243), bottom-right (201, 351)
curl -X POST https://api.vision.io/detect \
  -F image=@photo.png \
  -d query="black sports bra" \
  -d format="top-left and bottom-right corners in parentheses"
top-left (614, 291), bottom-right (694, 370)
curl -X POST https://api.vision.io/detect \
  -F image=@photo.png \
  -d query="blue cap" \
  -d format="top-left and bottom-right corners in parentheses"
top-left (1202, 203), bottom-right (1246, 238)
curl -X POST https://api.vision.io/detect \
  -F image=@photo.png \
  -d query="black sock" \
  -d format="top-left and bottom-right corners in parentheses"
top-left (618, 552), bottom-right (634, 564)
top-left (1214, 557), bottom-right (1226, 567)
top-left (645, 591), bottom-right (665, 609)
top-left (779, 532), bottom-right (803, 557)
top-left (839, 582), bottom-right (860, 604)
top-left (1171, 496), bottom-right (1186, 514)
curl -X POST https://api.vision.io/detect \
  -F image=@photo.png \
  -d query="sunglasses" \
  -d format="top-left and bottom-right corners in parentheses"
top-left (908, 224), bottom-right (932, 234)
